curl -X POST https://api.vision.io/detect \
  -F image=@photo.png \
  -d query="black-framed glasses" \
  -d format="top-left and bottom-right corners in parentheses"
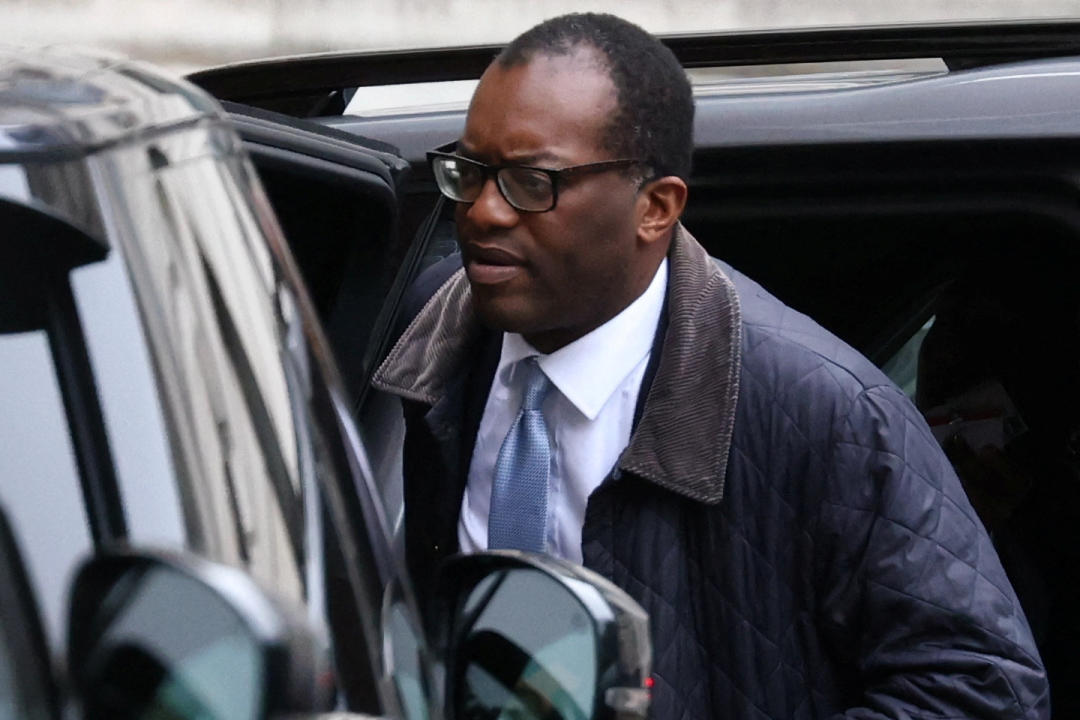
top-left (427, 150), bottom-right (646, 213)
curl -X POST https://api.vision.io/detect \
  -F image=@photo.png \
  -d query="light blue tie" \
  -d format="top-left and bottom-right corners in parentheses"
top-left (488, 357), bottom-right (552, 552)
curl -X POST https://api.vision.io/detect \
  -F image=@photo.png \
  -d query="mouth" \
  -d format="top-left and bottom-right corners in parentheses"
top-left (463, 244), bottom-right (527, 286)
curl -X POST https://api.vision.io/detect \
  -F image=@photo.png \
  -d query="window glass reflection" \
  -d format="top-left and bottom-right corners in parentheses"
top-left (99, 131), bottom-right (303, 602)
top-left (0, 331), bottom-right (91, 650)
top-left (71, 253), bottom-right (185, 548)
top-left (0, 524), bottom-right (54, 720)
top-left (461, 569), bottom-right (596, 720)
top-left (97, 566), bottom-right (262, 720)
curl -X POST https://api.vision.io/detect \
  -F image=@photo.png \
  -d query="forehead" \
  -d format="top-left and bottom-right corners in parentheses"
top-left (462, 50), bottom-right (617, 162)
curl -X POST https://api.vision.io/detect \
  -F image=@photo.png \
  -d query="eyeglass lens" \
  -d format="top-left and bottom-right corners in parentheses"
top-left (433, 156), bottom-right (553, 212)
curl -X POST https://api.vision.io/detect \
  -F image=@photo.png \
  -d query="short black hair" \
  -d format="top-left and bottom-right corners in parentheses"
top-left (497, 13), bottom-right (694, 181)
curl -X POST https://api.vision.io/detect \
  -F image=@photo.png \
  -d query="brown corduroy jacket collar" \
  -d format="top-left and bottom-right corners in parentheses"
top-left (372, 223), bottom-right (742, 504)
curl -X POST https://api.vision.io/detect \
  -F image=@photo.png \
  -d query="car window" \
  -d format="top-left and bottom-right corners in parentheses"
top-left (92, 130), bottom-right (416, 713)
top-left (3, 62), bottom-right (431, 717)
top-left (0, 332), bottom-right (91, 652)
top-left (96, 132), bottom-right (305, 603)
top-left (0, 507), bottom-right (58, 720)
top-left (0, 197), bottom-right (96, 652)
top-left (70, 252), bottom-right (186, 549)
top-left (880, 315), bottom-right (935, 400)
top-left (0, 627), bottom-right (15, 720)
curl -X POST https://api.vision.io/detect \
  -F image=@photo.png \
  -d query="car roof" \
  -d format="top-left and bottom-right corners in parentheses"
top-left (188, 19), bottom-right (1080, 117)
top-left (0, 47), bottom-right (221, 160)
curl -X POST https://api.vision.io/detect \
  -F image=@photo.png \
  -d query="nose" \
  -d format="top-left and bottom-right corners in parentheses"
top-left (463, 175), bottom-right (519, 231)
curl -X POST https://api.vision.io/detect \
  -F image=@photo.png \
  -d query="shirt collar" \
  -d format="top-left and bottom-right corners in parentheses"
top-left (496, 258), bottom-right (668, 420)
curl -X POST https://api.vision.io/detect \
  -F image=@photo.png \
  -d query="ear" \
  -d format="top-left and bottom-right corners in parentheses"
top-left (635, 175), bottom-right (688, 247)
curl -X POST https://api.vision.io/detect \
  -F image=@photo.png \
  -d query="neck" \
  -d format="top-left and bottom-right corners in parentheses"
top-left (523, 253), bottom-right (667, 354)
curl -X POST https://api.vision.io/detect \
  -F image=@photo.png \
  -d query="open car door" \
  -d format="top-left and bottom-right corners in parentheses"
top-left (219, 102), bottom-right (459, 554)
top-left (222, 103), bottom-right (416, 404)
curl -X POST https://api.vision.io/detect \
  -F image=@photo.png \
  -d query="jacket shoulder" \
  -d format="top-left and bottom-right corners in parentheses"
top-left (718, 259), bottom-right (892, 402)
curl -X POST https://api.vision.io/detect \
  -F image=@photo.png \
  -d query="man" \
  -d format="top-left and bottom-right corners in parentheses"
top-left (373, 13), bottom-right (1048, 719)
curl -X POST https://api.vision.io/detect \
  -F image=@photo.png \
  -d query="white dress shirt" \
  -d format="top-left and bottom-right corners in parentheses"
top-left (458, 259), bottom-right (668, 563)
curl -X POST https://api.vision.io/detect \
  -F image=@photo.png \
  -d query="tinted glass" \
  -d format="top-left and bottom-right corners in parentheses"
top-left (880, 316), bottom-right (935, 399)
top-left (0, 627), bottom-right (15, 720)
top-left (384, 581), bottom-right (431, 720)
top-left (0, 509), bottom-right (56, 720)
top-left (0, 333), bottom-right (91, 649)
top-left (92, 126), bottom-right (409, 714)
top-left (71, 254), bottom-right (185, 548)
top-left (0, 193), bottom-right (95, 651)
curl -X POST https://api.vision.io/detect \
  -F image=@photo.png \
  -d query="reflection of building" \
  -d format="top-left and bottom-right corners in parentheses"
top-left (6, 0), bottom-right (1073, 75)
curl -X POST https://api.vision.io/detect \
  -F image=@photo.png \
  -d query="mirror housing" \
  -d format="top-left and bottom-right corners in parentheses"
top-left (436, 551), bottom-right (651, 720)
top-left (67, 549), bottom-right (333, 720)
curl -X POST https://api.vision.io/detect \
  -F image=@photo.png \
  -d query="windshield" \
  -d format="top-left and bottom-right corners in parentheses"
top-left (8, 1), bottom-right (1080, 74)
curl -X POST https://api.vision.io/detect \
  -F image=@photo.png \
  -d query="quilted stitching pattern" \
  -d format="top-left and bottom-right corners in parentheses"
top-left (582, 268), bottom-right (1049, 720)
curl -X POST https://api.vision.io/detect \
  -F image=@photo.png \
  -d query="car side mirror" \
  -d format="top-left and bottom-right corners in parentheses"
top-left (66, 550), bottom-right (333, 720)
top-left (437, 551), bottom-right (651, 720)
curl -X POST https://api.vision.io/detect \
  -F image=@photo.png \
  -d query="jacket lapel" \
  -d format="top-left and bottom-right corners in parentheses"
top-left (617, 225), bottom-right (742, 504)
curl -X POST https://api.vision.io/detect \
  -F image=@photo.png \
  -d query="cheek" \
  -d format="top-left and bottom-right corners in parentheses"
top-left (525, 221), bottom-right (596, 293)
top-left (454, 203), bottom-right (474, 240)
top-left (518, 185), bottom-right (639, 312)
top-left (548, 201), bottom-right (637, 280)
top-left (536, 234), bottom-right (632, 314)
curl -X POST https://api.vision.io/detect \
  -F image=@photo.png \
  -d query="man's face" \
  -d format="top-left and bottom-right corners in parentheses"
top-left (455, 50), bottom-right (651, 353)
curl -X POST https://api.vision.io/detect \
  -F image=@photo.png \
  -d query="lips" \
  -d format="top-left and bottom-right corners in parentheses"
top-left (463, 244), bottom-right (527, 285)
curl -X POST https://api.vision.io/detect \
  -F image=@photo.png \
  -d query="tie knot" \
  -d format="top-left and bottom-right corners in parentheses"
top-left (520, 357), bottom-right (551, 411)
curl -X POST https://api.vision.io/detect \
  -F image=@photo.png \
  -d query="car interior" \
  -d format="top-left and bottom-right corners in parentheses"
top-left (222, 104), bottom-right (417, 406)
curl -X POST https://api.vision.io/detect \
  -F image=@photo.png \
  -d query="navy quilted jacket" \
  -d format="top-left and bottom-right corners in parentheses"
top-left (373, 225), bottom-right (1049, 719)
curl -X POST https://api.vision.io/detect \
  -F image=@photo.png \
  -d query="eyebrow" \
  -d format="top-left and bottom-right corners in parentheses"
top-left (511, 151), bottom-right (563, 166)
top-left (454, 141), bottom-right (562, 167)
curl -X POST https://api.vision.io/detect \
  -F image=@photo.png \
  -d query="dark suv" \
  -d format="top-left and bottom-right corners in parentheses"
top-left (0, 49), bottom-right (650, 720)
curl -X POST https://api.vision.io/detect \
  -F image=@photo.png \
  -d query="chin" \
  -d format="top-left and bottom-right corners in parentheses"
top-left (470, 293), bottom-right (534, 334)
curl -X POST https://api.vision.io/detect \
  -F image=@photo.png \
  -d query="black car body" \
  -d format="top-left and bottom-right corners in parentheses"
top-left (0, 48), bottom-right (651, 720)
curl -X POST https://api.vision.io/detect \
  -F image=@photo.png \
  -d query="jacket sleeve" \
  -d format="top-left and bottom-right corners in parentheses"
top-left (815, 384), bottom-right (1050, 720)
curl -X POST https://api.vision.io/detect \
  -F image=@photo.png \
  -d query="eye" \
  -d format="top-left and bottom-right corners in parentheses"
top-left (456, 160), bottom-right (485, 192)
top-left (505, 168), bottom-right (551, 197)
